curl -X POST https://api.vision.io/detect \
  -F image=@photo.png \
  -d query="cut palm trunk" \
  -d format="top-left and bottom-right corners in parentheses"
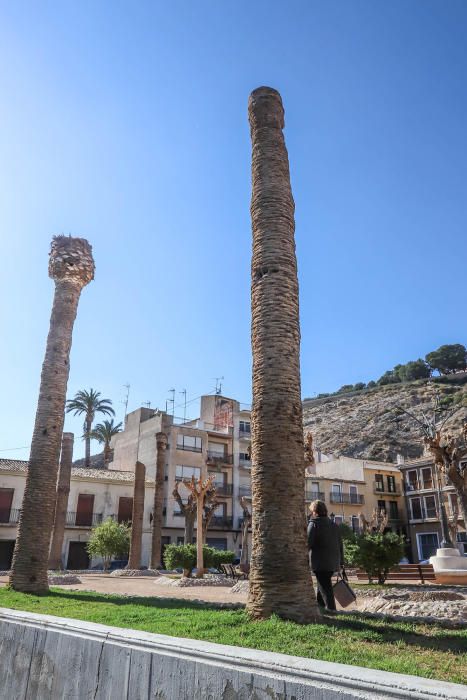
top-left (247, 87), bottom-right (319, 622)
top-left (150, 432), bottom-right (167, 569)
top-left (128, 461), bottom-right (145, 569)
top-left (10, 236), bottom-right (94, 593)
top-left (49, 432), bottom-right (74, 570)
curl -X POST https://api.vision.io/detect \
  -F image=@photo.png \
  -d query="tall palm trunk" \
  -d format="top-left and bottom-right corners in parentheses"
top-left (85, 416), bottom-right (92, 468)
top-left (49, 432), bottom-right (74, 570)
top-left (150, 432), bottom-right (167, 569)
top-left (128, 461), bottom-right (145, 569)
top-left (246, 87), bottom-right (318, 622)
top-left (10, 236), bottom-right (94, 593)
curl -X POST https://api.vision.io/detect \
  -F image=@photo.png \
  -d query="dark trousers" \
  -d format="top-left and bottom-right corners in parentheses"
top-left (313, 570), bottom-right (336, 611)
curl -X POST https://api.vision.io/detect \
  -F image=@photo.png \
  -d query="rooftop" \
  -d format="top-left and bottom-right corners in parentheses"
top-left (0, 459), bottom-right (136, 483)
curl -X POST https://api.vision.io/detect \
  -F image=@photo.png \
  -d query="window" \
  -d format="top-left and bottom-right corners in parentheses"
top-left (0, 489), bottom-right (14, 524)
top-left (375, 474), bottom-right (384, 492)
top-left (387, 476), bottom-right (396, 493)
top-left (377, 499), bottom-right (386, 514)
top-left (239, 452), bottom-right (250, 462)
top-left (177, 434), bottom-right (202, 452)
top-left (333, 515), bottom-right (343, 526)
top-left (349, 485), bottom-right (359, 504)
top-left (449, 493), bottom-right (458, 516)
top-left (75, 494), bottom-right (94, 527)
top-left (424, 495), bottom-right (437, 519)
top-left (206, 538), bottom-right (227, 550)
top-left (173, 500), bottom-right (183, 516)
top-left (208, 441), bottom-right (226, 456)
top-left (410, 497), bottom-right (423, 520)
top-left (407, 470), bottom-right (418, 491)
top-left (457, 532), bottom-right (467, 555)
top-left (239, 421), bottom-right (251, 435)
top-left (389, 501), bottom-right (399, 520)
top-left (351, 515), bottom-right (360, 533)
top-left (117, 497), bottom-right (133, 524)
top-left (175, 465), bottom-right (200, 482)
top-left (417, 533), bottom-right (439, 561)
top-left (421, 467), bottom-right (433, 490)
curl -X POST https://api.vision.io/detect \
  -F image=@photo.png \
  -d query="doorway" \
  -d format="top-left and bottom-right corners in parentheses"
top-left (67, 541), bottom-right (90, 570)
top-left (0, 540), bottom-right (15, 569)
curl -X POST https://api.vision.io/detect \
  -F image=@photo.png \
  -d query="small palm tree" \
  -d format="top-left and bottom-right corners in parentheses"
top-left (90, 419), bottom-right (122, 464)
top-left (66, 389), bottom-right (114, 468)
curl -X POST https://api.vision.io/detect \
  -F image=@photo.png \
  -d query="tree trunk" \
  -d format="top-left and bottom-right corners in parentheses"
top-left (85, 416), bottom-right (92, 469)
top-left (150, 432), bottom-right (167, 569)
top-left (196, 491), bottom-right (204, 577)
top-left (10, 236), bottom-right (94, 593)
top-left (184, 511), bottom-right (195, 544)
top-left (49, 432), bottom-right (74, 570)
top-left (128, 461), bottom-right (145, 569)
top-left (246, 87), bottom-right (318, 622)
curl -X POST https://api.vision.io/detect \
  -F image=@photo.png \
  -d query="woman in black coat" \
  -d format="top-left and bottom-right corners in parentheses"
top-left (307, 500), bottom-right (344, 611)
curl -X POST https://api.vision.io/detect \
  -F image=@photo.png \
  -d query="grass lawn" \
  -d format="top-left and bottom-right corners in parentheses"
top-left (0, 588), bottom-right (465, 685)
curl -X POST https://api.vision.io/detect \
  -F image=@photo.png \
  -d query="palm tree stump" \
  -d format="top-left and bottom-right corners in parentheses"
top-left (128, 461), bottom-right (145, 569)
top-left (247, 87), bottom-right (318, 622)
top-left (10, 236), bottom-right (94, 593)
top-left (150, 432), bottom-right (168, 569)
top-left (49, 432), bottom-right (74, 570)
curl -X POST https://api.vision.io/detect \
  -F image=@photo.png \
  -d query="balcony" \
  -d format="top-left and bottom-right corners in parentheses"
top-left (209, 516), bottom-right (233, 529)
top-left (238, 485), bottom-right (252, 498)
top-left (213, 483), bottom-right (233, 497)
top-left (239, 458), bottom-right (251, 468)
top-left (207, 451), bottom-right (233, 466)
top-left (373, 482), bottom-right (401, 496)
top-left (0, 508), bottom-right (20, 525)
top-left (329, 493), bottom-right (364, 505)
top-left (239, 430), bottom-right (251, 440)
top-left (305, 491), bottom-right (325, 502)
top-left (66, 512), bottom-right (103, 528)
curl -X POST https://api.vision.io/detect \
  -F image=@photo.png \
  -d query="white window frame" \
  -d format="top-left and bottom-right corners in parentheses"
top-left (420, 466), bottom-right (433, 490)
top-left (406, 469), bottom-right (419, 491)
top-left (423, 494), bottom-right (437, 519)
top-left (410, 497), bottom-right (424, 520)
top-left (416, 532), bottom-right (439, 562)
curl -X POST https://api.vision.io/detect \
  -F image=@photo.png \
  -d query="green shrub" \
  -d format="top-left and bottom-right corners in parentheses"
top-left (86, 518), bottom-right (130, 570)
top-left (163, 544), bottom-right (235, 576)
top-left (345, 532), bottom-right (405, 584)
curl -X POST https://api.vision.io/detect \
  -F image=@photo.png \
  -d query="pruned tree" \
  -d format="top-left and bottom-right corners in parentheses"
top-left (127, 461), bottom-right (145, 569)
top-left (359, 508), bottom-right (389, 534)
top-left (173, 481), bottom-right (196, 544)
top-left (201, 481), bottom-right (218, 544)
top-left (181, 475), bottom-right (217, 576)
top-left (448, 502), bottom-right (460, 552)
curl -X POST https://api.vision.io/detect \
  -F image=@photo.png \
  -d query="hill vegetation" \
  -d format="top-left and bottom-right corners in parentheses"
top-left (303, 344), bottom-right (467, 462)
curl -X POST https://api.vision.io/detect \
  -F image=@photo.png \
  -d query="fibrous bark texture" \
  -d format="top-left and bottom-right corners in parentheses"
top-left (49, 432), bottom-right (74, 570)
top-left (246, 87), bottom-right (318, 622)
top-left (10, 236), bottom-right (94, 593)
top-left (150, 433), bottom-right (167, 569)
top-left (128, 461), bottom-right (145, 569)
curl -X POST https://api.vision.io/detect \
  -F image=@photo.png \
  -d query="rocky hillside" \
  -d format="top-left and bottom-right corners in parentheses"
top-left (303, 375), bottom-right (467, 462)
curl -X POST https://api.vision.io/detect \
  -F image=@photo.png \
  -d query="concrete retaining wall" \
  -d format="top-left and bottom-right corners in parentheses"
top-left (0, 608), bottom-right (465, 700)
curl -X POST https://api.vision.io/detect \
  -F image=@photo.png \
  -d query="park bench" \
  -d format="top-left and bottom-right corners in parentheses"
top-left (356, 564), bottom-right (436, 583)
top-left (220, 563), bottom-right (249, 581)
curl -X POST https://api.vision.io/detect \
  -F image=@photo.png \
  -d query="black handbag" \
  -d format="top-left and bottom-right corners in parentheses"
top-left (333, 568), bottom-right (356, 608)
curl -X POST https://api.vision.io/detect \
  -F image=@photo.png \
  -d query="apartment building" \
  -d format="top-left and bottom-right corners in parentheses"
top-left (304, 454), bottom-right (406, 534)
top-left (0, 459), bottom-right (147, 570)
top-left (399, 455), bottom-right (466, 562)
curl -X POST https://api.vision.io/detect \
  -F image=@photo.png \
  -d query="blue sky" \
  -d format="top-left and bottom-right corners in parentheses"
top-left (1, 1), bottom-right (466, 460)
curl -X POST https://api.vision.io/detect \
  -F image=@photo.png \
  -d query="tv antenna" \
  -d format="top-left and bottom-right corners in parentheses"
top-left (167, 388), bottom-right (175, 416)
top-left (180, 389), bottom-right (187, 422)
top-left (214, 376), bottom-right (224, 395)
top-left (122, 383), bottom-right (130, 419)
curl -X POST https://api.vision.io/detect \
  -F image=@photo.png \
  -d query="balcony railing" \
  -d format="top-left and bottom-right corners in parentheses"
top-left (209, 516), bottom-right (233, 529)
top-left (239, 430), bottom-right (251, 439)
top-left (373, 482), bottom-right (401, 495)
top-left (213, 483), bottom-right (233, 497)
top-left (305, 491), bottom-right (325, 502)
top-left (238, 486), bottom-right (252, 497)
top-left (239, 458), bottom-right (251, 468)
top-left (66, 512), bottom-right (103, 528)
top-left (329, 493), bottom-right (364, 505)
top-left (0, 508), bottom-right (20, 525)
top-left (207, 451), bottom-right (233, 465)
top-left (176, 444), bottom-right (202, 453)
